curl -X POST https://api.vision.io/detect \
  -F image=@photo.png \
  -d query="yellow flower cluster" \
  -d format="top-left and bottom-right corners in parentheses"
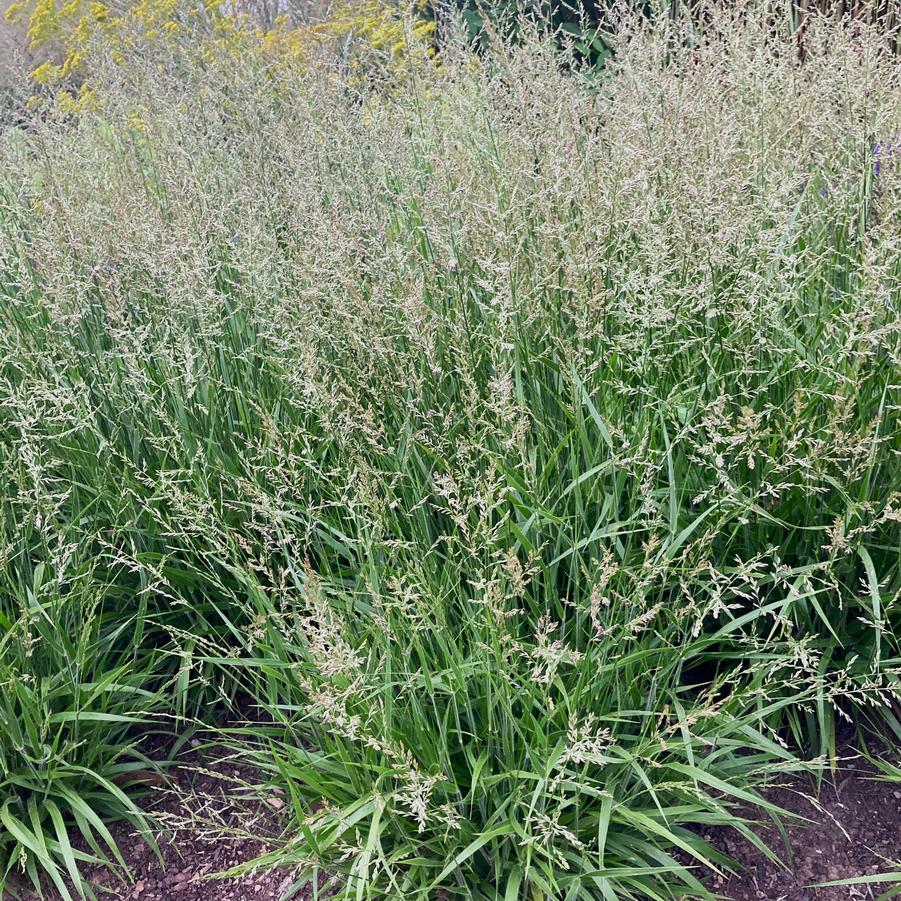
top-left (5, 0), bottom-right (436, 112)
top-left (261, 1), bottom-right (435, 78)
top-left (7, 0), bottom-right (124, 86)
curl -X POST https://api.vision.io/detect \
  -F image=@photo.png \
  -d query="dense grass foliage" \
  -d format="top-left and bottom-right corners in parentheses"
top-left (0, 5), bottom-right (899, 898)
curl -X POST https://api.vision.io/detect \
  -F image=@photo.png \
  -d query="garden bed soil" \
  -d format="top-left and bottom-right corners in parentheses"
top-left (18, 748), bottom-right (305, 901)
top-left (19, 750), bottom-right (901, 901)
top-left (706, 754), bottom-right (901, 901)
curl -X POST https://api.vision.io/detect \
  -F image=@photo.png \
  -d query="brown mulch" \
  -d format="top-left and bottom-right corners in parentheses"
top-left (704, 755), bottom-right (901, 901)
top-left (103, 761), bottom-right (300, 901)
top-left (12, 744), bottom-right (308, 901)
top-left (7, 744), bottom-right (900, 900)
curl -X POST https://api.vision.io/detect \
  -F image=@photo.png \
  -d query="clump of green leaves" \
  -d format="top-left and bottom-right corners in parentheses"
top-left (0, 553), bottom-right (164, 897)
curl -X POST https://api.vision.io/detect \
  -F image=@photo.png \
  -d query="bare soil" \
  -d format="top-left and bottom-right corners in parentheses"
top-left (706, 755), bottom-right (901, 901)
top-left (14, 745), bottom-right (306, 901)
top-left (12, 748), bottom-right (900, 901)
top-left (94, 763), bottom-right (299, 901)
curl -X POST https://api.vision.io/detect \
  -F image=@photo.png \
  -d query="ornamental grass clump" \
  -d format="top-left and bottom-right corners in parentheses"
top-left (0, 2), bottom-right (899, 898)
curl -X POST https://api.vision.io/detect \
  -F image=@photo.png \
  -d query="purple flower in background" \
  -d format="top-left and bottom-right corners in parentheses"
top-left (874, 137), bottom-right (900, 177)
